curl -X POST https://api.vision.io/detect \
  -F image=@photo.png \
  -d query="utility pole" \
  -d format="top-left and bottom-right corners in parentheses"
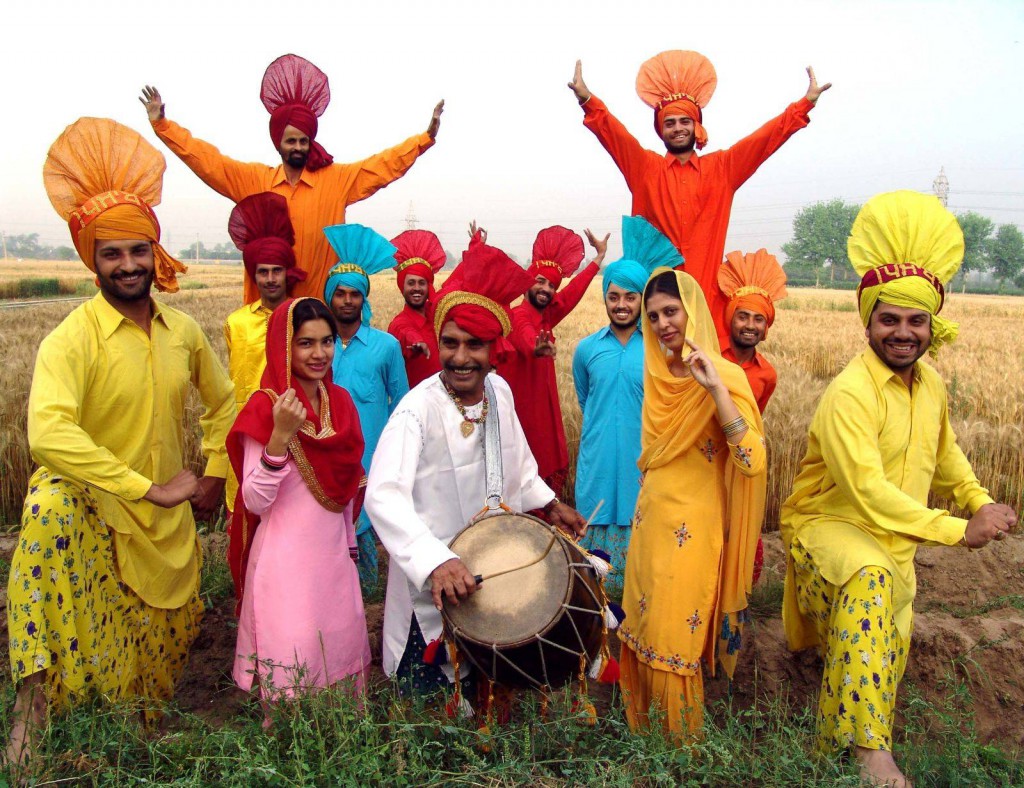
top-left (932, 166), bottom-right (949, 208)
top-left (195, 233), bottom-right (200, 265)
top-left (404, 201), bottom-right (419, 231)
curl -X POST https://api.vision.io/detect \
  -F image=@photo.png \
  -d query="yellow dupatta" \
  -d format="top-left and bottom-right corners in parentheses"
top-left (639, 268), bottom-right (767, 677)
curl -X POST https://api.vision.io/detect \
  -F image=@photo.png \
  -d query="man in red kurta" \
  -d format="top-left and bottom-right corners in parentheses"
top-left (568, 53), bottom-right (829, 343)
top-left (501, 227), bottom-right (607, 495)
top-left (140, 54), bottom-right (443, 303)
top-left (388, 230), bottom-right (446, 388)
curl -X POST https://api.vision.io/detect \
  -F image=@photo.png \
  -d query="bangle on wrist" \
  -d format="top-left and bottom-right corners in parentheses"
top-left (261, 447), bottom-right (289, 471)
top-left (543, 497), bottom-right (560, 513)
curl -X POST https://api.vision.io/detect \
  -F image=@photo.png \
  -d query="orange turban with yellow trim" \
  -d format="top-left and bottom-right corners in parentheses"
top-left (718, 249), bottom-right (788, 339)
top-left (636, 50), bottom-right (717, 151)
top-left (43, 118), bottom-right (186, 293)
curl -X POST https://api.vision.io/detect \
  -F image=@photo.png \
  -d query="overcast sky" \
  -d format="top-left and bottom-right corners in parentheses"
top-left (2, 0), bottom-right (1021, 263)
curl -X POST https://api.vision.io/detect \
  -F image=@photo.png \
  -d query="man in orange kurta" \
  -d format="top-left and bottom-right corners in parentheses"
top-left (568, 60), bottom-right (829, 344)
top-left (139, 80), bottom-right (442, 303)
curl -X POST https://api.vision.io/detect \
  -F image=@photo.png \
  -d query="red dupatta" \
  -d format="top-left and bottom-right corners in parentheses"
top-left (226, 297), bottom-right (365, 608)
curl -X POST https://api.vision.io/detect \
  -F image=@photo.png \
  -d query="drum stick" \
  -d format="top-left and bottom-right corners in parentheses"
top-left (473, 500), bottom-right (604, 585)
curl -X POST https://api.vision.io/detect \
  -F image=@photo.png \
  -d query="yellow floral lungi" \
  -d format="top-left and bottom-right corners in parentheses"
top-left (7, 468), bottom-right (203, 710)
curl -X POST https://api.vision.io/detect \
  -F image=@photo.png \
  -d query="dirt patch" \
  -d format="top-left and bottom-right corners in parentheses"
top-left (1, 531), bottom-right (1022, 750)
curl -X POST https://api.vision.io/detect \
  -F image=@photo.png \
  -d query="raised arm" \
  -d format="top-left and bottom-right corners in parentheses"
top-left (548, 232), bottom-right (606, 326)
top-left (347, 105), bottom-right (440, 204)
top-left (140, 85), bottom-right (266, 200)
top-left (572, 61), bottom-right (650, 187)
top-left (722, 66), bottom-right (830, 190)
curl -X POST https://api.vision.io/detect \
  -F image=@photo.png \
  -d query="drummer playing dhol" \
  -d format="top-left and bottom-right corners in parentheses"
top-left (365, 226), bottom-right (587, 701)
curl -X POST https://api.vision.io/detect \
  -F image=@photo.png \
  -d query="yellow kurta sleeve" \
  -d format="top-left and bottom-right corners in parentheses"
top-left (930, 399), bottom-right (994, 517)
top-left (726, 400), bottom-right (766, 478)
top-left (28, 329), bottom-right (153, 501)
top-left (188, 322), bottom-right (236, 480)
top-left (348, 133), bottom-right (435, 204)
top-left (818, 386), bottom-right (966, 545)
top-left (152, 118), bottom-right (270, 201)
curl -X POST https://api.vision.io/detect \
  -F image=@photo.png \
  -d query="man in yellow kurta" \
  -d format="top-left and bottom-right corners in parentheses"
top-left (222, 192), bottom-right (306, 512)
top-left (780, 191), bottom-right (1017, 788)
top-left (139, 54), bottom-right (443, 303)
top-left (5, 119), bottom-right (236, 768)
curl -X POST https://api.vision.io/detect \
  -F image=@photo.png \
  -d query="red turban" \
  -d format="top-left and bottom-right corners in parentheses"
top-left (261, 55), bottom-right (334, 172)
top-left (228, 192), bottom-right (306, 286)
top-left (526, 225), bottom-right (585, 288)
top-left (392, 229), bottom-right (446, 299)
top-left (435, 231), bottom-right (534, 360)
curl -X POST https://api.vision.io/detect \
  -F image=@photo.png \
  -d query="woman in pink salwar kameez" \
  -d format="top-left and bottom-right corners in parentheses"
top-left (227, 297), bottom-right (370, 701)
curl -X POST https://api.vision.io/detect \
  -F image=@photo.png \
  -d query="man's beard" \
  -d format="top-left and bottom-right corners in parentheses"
top-left (527, 290), bottom-right (550, 310)
top-left (98, 268), bottom-right (154, 302)
top-left (285, 150), bottom-right (308, 169)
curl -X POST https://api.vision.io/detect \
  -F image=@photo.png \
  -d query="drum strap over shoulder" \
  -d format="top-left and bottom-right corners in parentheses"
top-left (483, 375), bottom-right (504, 511)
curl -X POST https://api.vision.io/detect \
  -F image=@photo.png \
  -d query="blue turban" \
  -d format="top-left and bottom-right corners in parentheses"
top-left (322, 224), bottom-right (398, 325)
top-left (602, 216), bottom-right (684, 296)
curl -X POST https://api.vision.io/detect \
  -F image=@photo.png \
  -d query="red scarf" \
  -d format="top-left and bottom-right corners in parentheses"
top-left (226, 297), bottom-right (364, 608)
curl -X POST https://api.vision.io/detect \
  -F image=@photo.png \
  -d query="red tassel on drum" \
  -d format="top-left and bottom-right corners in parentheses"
top-left (422, 637), bottom-right (448, 666)
top-left (598, 656), bottom-right (620, 684)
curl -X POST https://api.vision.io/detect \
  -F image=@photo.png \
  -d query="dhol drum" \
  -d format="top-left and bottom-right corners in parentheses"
top-left (442, 511), bottom-right (605, 690)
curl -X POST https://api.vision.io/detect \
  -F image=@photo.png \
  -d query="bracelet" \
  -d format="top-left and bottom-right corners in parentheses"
top-left (721, 416), bottom-right (747, 438)
top-left (543, 497), bottom-right (561, 513)
top-left (261, 447), bottom-right (289, 471)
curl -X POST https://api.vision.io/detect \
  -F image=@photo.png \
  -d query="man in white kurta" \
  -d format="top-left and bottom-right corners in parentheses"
top-left (365, 228), bottom-right (587, 694)
top-left (366, 371), bottom-right (556, 681)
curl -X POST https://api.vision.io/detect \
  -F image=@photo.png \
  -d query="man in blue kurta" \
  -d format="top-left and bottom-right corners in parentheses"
top-left (573, 216), bottom-right (683, 595)
top-left (323, 225), bottom-right (410, 594)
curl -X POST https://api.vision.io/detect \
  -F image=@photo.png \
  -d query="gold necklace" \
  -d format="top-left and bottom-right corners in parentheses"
top-left (441, 376), bottom-right (488, 437)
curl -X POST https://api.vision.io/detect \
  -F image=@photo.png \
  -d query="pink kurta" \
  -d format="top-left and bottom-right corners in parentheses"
top-left (233, 436), bottom-right (371, 698)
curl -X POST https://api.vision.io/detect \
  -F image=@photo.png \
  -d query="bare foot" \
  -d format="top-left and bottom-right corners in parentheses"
top-left (855, 746), bottom-right (912, 787)
top-left (4, 675), bottom-right (46, 775)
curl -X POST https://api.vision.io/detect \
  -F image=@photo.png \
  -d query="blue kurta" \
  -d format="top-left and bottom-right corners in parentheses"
top-left (332, 324), bottom-right (409, 536)
top-left (572, 325), bottom-right (644, 527)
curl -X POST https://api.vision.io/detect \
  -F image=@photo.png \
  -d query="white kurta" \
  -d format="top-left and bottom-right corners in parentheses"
top-left (365, 372), bottom-right (555, 677)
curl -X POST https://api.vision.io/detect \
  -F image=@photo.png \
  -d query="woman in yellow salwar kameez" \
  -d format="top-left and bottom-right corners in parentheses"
top-left (618, 268), bottom-right (767, 737)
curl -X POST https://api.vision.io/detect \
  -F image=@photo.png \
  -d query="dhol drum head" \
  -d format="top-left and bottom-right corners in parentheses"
top-left (443, 511), bottom-right (604, 689)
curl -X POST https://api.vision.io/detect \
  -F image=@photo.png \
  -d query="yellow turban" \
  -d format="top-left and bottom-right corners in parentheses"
top-left (849, 191), bottom-right (964, 354)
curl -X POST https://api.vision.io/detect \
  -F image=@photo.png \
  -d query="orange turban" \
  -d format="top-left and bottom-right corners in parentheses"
top-left (44, 118), bottom-right (186, 292)
top-left (718, 249), bottom-right (787, 339)
top-left (637, 50), bottom-right (717, 151)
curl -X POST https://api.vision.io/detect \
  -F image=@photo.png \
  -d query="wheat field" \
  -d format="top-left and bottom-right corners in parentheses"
top-left (0, 261), bottom-right (1021, 527)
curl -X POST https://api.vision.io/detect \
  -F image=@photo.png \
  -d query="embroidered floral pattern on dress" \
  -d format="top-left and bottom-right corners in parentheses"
top-left (733, 444), bottom-right (753, 468)
top-left (674, 523), bottom-right (692, 547)
top-left (700, 438), bottom-right (718, 462)
top-left (638, 594), bottom-right (649, 615)
top-left (619, 629), bottom-right (700, 673)
top-left (686, 609), bottom-right (703, 633)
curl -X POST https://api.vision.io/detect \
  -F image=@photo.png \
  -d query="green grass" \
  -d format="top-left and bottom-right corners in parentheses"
top-left (0, 672), bottom-right (1019, 786)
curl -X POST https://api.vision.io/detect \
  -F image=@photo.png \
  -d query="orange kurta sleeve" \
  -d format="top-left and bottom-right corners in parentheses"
top-left (581, 96), bottom-right (655, 190)
top-left (721, 99), bottom-right (813, 190)
top-left (347, 133), bottom-right (435, 205)
top-left (151, 118), bottom-right (271, 201)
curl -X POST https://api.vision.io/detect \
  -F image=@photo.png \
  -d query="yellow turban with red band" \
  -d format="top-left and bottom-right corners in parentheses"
top-left (718, 249), bottom-right (787, 339)
top-left (849, 191), bottom-right (964, 355)
top-left (44, 118), bottom-right (187, 293)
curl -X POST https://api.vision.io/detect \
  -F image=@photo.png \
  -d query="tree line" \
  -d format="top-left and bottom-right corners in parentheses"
top-left (782, 200), bottom-right (1024, 291)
